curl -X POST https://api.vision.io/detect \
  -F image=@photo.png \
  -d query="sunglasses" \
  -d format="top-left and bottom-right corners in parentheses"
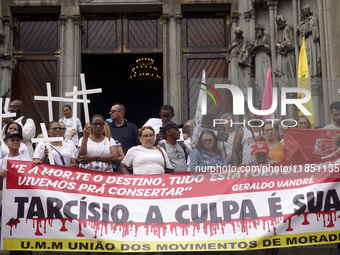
top-left (202, 138), bottom-right (213, 144)
top-left (91, 122), bottom-right (105, 126)
top-left (50, 127), bottom-right (63, 131)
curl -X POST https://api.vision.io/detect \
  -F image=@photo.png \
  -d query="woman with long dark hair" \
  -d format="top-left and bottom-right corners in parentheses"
top-left (189, 129), bottom-right (226, 171)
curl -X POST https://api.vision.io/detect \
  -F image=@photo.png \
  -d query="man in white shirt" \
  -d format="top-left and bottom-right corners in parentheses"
top-left (6, 100), bottom-right (36, 158)
top-left (59, 105), bottom-right (83, 146)
top-left (153, 105), bottom-right (184, 145)
top-left (324, 101), bottom-right (340, 130)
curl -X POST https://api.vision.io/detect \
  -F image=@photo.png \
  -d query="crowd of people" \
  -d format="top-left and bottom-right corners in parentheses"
top-left (0, 99), bottom-right (339, 255)
top-left (0, 100), bottom-right (340, 177)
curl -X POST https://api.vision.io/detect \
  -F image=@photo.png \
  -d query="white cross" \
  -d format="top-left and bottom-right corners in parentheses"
top-left (34, 82), bottom-right (90, 122)
top-left (65, 73), bottom-right (102, 124)
top-left (0, 98), bottom-right (17, 158)
top-left (31, 123), bottom-right (64, 165)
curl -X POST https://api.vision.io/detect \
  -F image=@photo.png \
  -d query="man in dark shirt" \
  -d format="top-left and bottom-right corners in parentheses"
top-left (108, 103), bottom-right (139, 154)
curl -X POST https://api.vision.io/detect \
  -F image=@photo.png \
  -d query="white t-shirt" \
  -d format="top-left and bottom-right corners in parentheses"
top-left (59, 117), bottom-right (83, 146)
top-left (34, 141), bottom-right (76, 166)
top-left (1, 141), bottom-right (30, 159)
top-left (121, 146), bottom-right (173, 175)
top-left (0, 154), bottom-right (32, 171)
top-left (78, 137), bottom-right (116, 156)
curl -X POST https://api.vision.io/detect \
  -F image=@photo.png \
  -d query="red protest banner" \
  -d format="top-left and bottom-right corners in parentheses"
top-left (1, 160), bottom-right (340, 252)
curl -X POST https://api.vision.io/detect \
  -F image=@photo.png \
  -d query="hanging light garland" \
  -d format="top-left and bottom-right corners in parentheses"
top-left (129, 57), bottom-right (161, 79)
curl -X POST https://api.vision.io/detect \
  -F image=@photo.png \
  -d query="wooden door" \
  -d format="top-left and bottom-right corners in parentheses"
top-left (12, 15), bottom-right (59, 134)
top-left (182, 13), bottom-right (231, 122)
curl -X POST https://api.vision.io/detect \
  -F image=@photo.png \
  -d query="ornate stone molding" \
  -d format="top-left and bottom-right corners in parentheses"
top-left (161, 13), bottom-right (170, 24)
top-left (59, 15), bottom-right (68, 25)
top-left (174, 13), bottom-right (183, 24)
top-left (231, 12), bottom-right (239, 23)
top-left (73, 15), bottom-right (81, 26)
top-left (244, 11), bottom-right (251, 22)
top-left (2, 16), bottom-right (10, 26)
top-left (267, 0), bottom-right (279, 10)
top-left (250, 9), bottom-right (256, 18)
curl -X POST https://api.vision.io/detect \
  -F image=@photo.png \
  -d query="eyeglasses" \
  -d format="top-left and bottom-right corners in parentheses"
top-left (50, 127), bottom-right (63, 131)
top-left (109, 110), bottom-right (120, 114)
top-left (142, 134), bottom-right (154, 138)
top-left (202, 138), bottom-right (213, 144)
top-left (59, 127), bottom-right (66, 131)
top-left (91, 122), bottom-right (105, 126)
top-left (160, 114), bottom-right (172, 118)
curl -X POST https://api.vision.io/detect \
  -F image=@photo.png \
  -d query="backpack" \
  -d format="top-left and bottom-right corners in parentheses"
top-left (159, 141), bottom-right (188, 161)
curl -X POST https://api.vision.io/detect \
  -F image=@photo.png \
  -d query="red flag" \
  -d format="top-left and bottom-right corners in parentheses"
top-left (261, 68), bottom-right (275, 122)
top-left (282, 129), bottom-right (340, 163)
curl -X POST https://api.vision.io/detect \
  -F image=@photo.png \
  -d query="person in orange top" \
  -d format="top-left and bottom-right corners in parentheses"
top-left (262, 122), bottom-right (286, 163)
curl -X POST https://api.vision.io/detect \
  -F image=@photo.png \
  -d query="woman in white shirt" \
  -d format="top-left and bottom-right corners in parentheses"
top-left (1, 122), bottom-right (30, 158)
top-left (78, 114), bottom-right (118, 172)
top-left (33, 121), bottom-right (77, 167)
top-left (120, 126), bottom-right (173, 174)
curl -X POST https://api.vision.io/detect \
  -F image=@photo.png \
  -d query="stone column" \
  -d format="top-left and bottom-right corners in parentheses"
top-left (0, 16), bottom-right (12, 97)
top-left (250, 9), bottom-right (256, 40)
top-left (162, 3), bottom-right (182, 122)
top-left (267, 0), bottom-right (279, 88)
top-left (244, 11), bottom-right (252, 40)
top-left (231, 12), bottom-right (239, 40)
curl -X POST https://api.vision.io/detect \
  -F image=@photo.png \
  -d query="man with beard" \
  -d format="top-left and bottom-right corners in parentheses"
top-left (324, 101), bottom-right (340, 130)
top-left (4, 100), bottom-right (36, 157)
top-left (231, 106), bottom-right (263, 166)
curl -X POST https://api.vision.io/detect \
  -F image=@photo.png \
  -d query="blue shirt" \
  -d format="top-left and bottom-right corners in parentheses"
top-left (108, 120), bottom-right (139, 154)
top-left (189, 149), bottom-right (226, 172)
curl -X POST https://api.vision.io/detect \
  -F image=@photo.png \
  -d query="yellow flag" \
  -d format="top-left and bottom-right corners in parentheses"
top-left (298, 36), bottom-right (314, 128)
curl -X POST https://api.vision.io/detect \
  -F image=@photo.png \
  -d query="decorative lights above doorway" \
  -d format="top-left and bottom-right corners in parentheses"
top-left (129, 57), bottom-right (161, 79)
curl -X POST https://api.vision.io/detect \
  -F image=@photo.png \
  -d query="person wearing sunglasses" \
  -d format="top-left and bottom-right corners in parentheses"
top-left (78, 114), bottom-right (118, 172)
top-left (189, 129), bottom-right (226, 172)
top-left (33, 121), bottom-right (77, 167)
top-left (120, 126), bottom-right (173, 174)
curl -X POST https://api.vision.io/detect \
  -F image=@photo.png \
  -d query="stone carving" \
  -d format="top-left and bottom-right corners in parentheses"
top-left (274, 15), bottom-right (296, 88)
top-left (297, 4), bottom-right (321, 78)
top-left (226, 27), bottom-right (252, 95)
top-left (250, 24), bottom-right (271, 102)
top-left (0, 30), bottom-right (11, 97)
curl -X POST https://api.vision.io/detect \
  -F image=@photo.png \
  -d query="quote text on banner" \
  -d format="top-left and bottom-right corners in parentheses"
top-left (1, 160), bottom-right (340, 252)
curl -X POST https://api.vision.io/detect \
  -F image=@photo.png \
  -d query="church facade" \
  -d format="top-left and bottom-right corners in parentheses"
top-left (0, 0), bottom-right (339, 128)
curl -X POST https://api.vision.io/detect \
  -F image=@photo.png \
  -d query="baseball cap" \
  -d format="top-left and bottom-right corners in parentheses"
top-left (4, 131), bottom-right (23, 142)
top-left (251, 141), bottom-right (269, 155)
top-left (160, 121), bottom-right (183, 134)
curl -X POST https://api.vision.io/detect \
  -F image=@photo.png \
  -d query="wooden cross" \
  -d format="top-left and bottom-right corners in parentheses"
top-left (34, 82), bottom-right (90, 122)
top-left (65, 73), bottom-right (102, 124)
top-left (0, 98), bottom-right (18, 158)
top-left (31, 123), bottom-right (64, 165)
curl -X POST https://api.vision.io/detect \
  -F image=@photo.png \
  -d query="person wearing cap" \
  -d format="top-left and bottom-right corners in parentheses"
top-left (152, 105), bottom-right (184, 145)
top-left (241, 141), bottom-right (275, 166)
top-left (1, 121), bottom-right (30, 159)
top-left (158, 121), bottom-right (192, 172)
top-left (0, 131), bottom-right (32, 186)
